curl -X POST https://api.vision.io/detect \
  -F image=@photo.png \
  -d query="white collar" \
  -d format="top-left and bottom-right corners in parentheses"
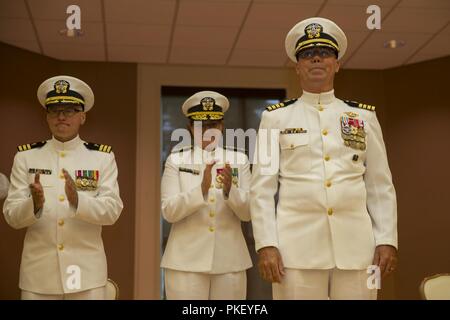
top-left (49, 135), bottom-right (82, 151)
top-left (300, 89), bottom-right (336, 109)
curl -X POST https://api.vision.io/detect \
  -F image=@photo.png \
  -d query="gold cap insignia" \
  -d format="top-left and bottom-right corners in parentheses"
top-left (201, 97), bottom-right (215, 111)
top-left (54, 80), bottom-right (70, 94)
top-left (305, 23), bottom-right (322, 39)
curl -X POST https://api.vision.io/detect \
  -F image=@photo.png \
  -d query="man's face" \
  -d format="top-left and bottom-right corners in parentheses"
top-left (46, 104), bottom-right (86, 142)
top-left (189, 120), bottom-right (223, 150)
top-left (295, 47), bottom-right (340, 90)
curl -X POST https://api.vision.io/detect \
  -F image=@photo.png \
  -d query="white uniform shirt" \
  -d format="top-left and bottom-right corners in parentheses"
top-left (161, 145), bottom-right (253, 274)
top-left (3, 135), bottom-right (123, 294)
top-left (250, 90), bottom-right (397, 270)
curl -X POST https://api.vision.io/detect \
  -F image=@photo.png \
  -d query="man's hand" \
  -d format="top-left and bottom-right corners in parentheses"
top-left (29, 173), bottom-right (44, 214)
top-left (222, 163), bottom-right (232, 197)
top-left (372, 245), bottom-right (398, 278)
top-left (201, 161), bottom-right (216, 197)
top-left (63, 169), bottom-right (78, 209)
top-left (257, 246), bottom-right (285, 283)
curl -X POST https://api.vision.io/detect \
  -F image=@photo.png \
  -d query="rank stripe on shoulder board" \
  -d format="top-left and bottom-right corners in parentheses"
top-left (17, 141), bottom-right (47, 152)
top-left (84, 142), bottom-right (113, 153)
top-left (99, 144), bottom-right (112, 153)
top-left (266, 98), bottom-right (298, 112)
top-left (344, 100), bottom-right (376, 112)
top-left (171, 145), bottom-right (193, 153)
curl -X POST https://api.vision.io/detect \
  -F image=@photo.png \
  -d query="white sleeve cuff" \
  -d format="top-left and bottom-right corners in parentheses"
top-left (375, 239), bottom-right (398, 250)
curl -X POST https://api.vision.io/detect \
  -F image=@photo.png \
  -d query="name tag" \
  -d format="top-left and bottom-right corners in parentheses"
top-left (179, 167), bottom-right (200, 175)
top-left (280, 128), bottom-right (307, 134)
top-left (29, 168), bottom-right (52, 175)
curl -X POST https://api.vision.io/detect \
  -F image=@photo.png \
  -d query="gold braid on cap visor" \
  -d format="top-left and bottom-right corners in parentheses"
top-left (45, 95), bottom-right (85, 106)
top-left (295, 38), bottom-right (340, 55)
top-left (187, 111), bottom-right (224, 121)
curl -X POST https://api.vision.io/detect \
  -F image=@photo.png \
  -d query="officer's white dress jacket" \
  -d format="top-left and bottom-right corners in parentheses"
top-left (3, 135), bottom-right (123, 294)
top-left (161, 145), bottom-right (253, 274)
top-left (250, 90), bottom-right (397, 270)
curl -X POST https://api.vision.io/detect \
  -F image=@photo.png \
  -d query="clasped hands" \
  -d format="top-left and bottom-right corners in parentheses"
top-left (30, 169), bottom-right (78, 214)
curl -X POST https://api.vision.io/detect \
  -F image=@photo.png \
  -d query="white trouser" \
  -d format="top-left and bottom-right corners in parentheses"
top-left (273, 268), bottom-right (378, 300)
top-left (164, 269), bottom-right (247, 300)
top-left (21, 286), bottom-right (106, 300)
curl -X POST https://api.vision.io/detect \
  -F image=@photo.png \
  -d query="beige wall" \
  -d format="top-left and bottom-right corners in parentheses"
top-left (0, 43), bottom-right (58, 300)
top-left (0, 43), bottom-right (136, 299)
top-left (384, 57), bottom-right (450, 299)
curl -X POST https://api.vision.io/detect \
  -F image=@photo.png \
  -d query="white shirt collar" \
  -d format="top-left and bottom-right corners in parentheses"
top-left (300, 89), bottom-right (336, 109)
top-left (49, 135), bottom-right (82, 151)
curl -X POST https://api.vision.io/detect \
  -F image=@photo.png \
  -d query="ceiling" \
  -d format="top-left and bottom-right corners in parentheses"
top-left (0, 0), bottom-right (449, 69)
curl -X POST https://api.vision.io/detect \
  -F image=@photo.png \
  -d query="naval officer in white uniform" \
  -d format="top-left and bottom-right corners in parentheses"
top-left (250, 17), bottom-right (398, 300)
top-left (161, 91), bottom-right (252, 300)
top-left (3, 75), bottom-right (123, 299)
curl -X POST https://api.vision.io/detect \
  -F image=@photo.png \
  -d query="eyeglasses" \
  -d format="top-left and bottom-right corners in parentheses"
top-left (202, 122), bottom-right (222, 130)
top-left (46, 107), bottom-right (83, 118)
top-left (297, 47), bottom-right (337, 60)
top-left (190, 120), bottom-right (223, 130)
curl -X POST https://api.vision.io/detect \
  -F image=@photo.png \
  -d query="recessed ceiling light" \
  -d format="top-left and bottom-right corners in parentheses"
top-left (59, 28), bottom-right (84, 37)
top-left (383, 40), bottom-right (405, 49)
